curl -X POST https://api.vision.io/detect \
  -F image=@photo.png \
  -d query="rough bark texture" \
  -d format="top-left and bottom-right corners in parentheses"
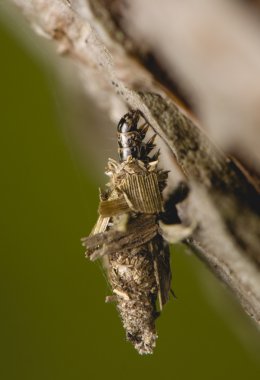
top-left (5, 0), bottom-right (260, 325)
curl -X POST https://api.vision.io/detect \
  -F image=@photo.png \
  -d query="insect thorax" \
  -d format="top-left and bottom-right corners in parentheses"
top-left (117, 110), bottom-right (157, 163)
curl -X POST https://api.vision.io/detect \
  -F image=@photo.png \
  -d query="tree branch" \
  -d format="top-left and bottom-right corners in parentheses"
top-left (6, 0), bottom-right (260, 324)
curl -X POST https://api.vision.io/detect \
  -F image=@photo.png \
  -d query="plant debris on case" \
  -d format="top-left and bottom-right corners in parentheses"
top-left (82, 110), bottom-right (172, 355)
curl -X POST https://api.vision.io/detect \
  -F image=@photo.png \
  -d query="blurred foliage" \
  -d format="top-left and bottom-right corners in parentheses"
top-left (0, 16), bottom-right (260, 380)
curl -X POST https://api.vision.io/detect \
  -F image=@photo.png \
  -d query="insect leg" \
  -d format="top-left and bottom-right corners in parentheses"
top-left (138, 122), bottom-right (149, 140)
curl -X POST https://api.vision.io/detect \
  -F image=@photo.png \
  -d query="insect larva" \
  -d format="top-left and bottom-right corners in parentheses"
top-left (82, 110), bottom-right (171, 354)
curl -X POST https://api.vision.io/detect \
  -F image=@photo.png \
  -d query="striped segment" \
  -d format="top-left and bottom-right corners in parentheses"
top-left (120, 172), bottom-right (163, 214)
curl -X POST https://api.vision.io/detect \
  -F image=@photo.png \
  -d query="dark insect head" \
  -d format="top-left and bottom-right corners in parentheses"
top-left (117, 110), bottom-right (140, 133)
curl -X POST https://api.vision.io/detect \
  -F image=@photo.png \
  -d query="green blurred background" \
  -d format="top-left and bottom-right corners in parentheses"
top-left (1, 12), bottom-right (260, 380)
